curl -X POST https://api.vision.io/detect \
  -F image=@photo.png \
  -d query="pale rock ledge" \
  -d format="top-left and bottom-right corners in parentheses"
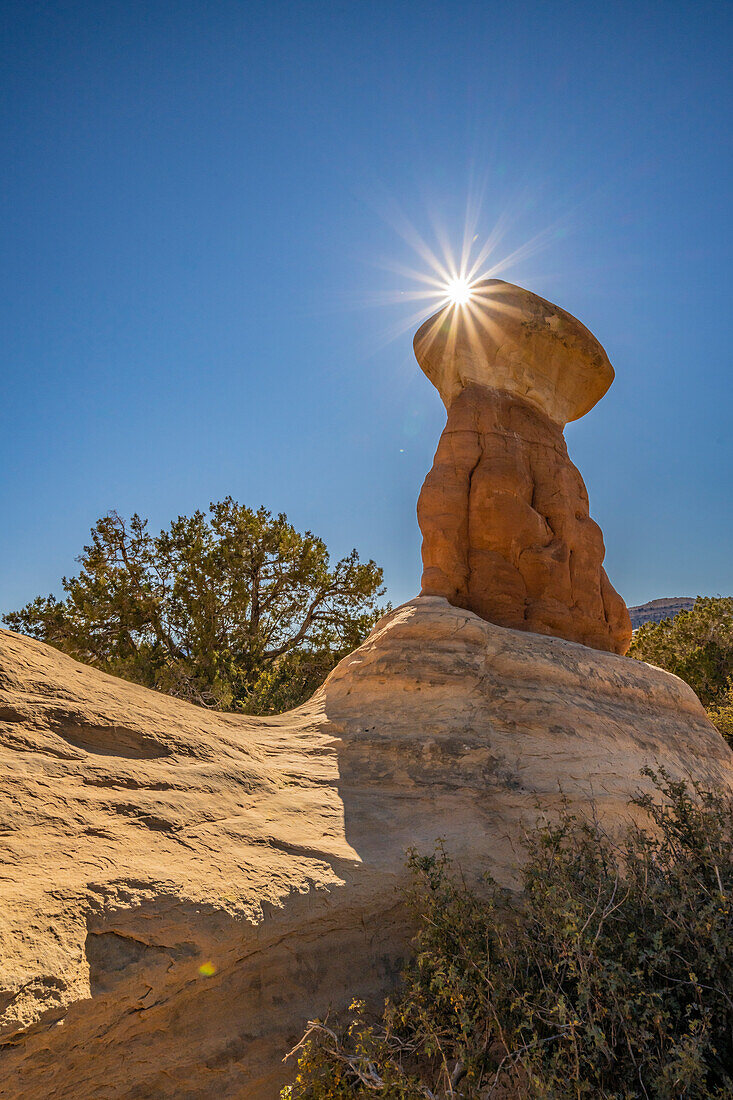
top-left (0, 599), bottom-right (731, 1098)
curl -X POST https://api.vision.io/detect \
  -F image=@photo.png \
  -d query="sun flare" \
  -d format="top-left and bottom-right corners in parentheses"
top-left (444, 276), bottom-right (474, 306)
top-left (366, 193), bottom-right (565, 351)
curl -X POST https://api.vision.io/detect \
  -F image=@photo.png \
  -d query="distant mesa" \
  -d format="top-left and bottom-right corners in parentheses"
top-left (414, 279), bottom-right (632, 655)
top-left (629, 597), bottom-right (695, 630)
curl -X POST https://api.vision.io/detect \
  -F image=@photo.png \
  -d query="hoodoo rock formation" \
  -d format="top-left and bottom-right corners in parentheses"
top-left (1, 279), bottom-right (729, 1099)
top-left (415, 279), bottom-right (632, 654)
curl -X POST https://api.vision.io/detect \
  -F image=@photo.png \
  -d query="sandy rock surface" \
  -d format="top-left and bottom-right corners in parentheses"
top-left (1, 598), bottom-right (730, 1098)
top-left (418, 384), bottom-right (632, 653)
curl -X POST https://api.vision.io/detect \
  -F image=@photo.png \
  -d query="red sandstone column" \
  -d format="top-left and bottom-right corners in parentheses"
top-left (414, 279), bottom-right (632, 656)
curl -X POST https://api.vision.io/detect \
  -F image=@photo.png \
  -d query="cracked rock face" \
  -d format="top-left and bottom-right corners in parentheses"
top-left (415, 281), bottom-right (632, 655)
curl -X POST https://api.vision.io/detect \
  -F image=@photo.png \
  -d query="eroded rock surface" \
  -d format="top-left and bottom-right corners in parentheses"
top-left (1, 602), bottom-right (731, 1098)
top-left (414, 279), bottom-right (632, 654)
top-left (413, 278), bottom-right (615, 424)
top-left (418, 384), bottom-right (632, 653)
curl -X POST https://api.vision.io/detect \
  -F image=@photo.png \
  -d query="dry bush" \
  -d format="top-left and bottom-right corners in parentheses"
top-left (283, 770), bottom-right (733, 1099)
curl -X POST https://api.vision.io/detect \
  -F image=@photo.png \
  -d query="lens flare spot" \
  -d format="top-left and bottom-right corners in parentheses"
top-left (199, 961), bottom-right (217, 977)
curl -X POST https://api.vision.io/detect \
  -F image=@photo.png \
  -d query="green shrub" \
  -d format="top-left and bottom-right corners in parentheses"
top-left (628, 597), bottom-right (733, 747)
top-left (707, 685), bottom-right (733, 749)
top-left (628, 597), bottom-right (733, 710)
top-left (283, 770), bottom-right (733, 1099)
top-left (3, 500), bottom-right (386, 714)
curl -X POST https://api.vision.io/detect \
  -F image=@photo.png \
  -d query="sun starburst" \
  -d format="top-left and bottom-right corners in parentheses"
top-left (444, 275), bottom-right (474, 306)
top-left (358, 187), bottom-right (566, 355)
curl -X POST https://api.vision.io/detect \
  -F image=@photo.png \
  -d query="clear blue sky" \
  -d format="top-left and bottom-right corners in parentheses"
top-left (2, 0), bottom-right (731, 615)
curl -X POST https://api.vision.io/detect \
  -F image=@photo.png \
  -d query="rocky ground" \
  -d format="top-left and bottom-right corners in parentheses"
top-left (1, 597), bottom-right (731, 1099)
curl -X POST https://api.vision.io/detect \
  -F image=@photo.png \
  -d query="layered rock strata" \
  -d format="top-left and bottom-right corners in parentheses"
top-left (1, 603), bottom-right (731, 1098)
top-left (414, 279), bottom-right (632, 654)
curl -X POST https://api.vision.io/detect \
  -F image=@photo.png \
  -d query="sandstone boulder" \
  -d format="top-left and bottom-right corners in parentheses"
top-left (413, 278), bottom-right (614, 425)
top-left (1, 602), bottom-right (730, 1098)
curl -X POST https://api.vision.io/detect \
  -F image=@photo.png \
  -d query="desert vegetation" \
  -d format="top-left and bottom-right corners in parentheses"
top-left (2, 499), bottom-right (386, 714)
top-left (6, 524), bottom-right (733, 736)
top-left (283, 770), bottom-right (733, 1099)
top-left (629, 597), bottom-right (733, 745)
